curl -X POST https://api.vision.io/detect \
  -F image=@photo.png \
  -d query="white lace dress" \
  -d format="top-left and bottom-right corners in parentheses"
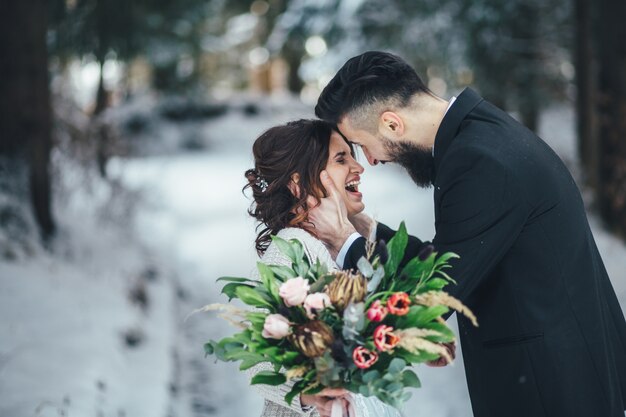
top-left (250, 227), bottom-right (403, 417)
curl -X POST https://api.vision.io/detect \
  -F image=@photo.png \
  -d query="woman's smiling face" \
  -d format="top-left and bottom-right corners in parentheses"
top-left (324, 131), bottom-right (365, 217)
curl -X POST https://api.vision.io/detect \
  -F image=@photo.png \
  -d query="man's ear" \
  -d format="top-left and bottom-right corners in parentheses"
top-left (379, 111), bottom-right (405, 138)
top-left (287, 173), bottom-right (301, 198)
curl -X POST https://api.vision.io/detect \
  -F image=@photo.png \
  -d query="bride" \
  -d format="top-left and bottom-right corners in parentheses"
top-left (244, 119), bottom-right (402, 417)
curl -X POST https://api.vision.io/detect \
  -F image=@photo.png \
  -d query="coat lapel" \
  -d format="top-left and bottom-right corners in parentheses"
top-left (432, 88), bottom-right (484, 182)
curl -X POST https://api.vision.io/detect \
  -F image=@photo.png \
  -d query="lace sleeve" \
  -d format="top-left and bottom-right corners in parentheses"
top-left (246, 240), bottom-right (315, 416)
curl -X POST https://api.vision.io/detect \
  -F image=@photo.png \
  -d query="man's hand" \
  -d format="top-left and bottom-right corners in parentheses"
top-left (348, 212), bottom-right (375, 240)
top-left (300, 388), bottom-right (350, 417)
top-left (426, 341), bottom-right (456, 367)
top-left (307, 171), bottom-right (356, 259)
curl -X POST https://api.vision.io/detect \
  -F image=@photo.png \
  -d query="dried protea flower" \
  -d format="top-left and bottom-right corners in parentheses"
top-left (288, 320), bottom-right (334, 358)
top-left (326, 271), bottom-right (367, 311)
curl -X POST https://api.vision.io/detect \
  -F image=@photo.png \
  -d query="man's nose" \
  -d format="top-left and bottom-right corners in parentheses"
top-left (364, 150), bottom-right (378, 166)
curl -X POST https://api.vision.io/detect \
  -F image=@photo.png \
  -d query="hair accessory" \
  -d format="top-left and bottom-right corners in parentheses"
top-left (256, 175), bottom-right (269, 192)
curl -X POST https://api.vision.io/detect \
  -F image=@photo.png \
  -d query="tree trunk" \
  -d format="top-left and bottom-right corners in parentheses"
top-left (283, 41), bottom-right (304, 95)
top-left (596, 0), bottom-right (626, 237)
top-left (575, 0), bottom-right (598, 188)
top-left (0, 0), bottom-right (55, 240)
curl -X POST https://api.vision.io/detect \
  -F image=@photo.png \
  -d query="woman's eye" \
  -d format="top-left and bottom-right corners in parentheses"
top-left (337, 159), bottom-right (345, 164)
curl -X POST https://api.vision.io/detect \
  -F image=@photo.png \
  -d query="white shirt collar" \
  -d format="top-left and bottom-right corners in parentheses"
top-left (433, 96), bottom-right (457, 156)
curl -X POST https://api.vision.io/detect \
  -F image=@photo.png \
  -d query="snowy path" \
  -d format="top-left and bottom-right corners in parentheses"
top-left (108, 104), bottom-right (626, 417)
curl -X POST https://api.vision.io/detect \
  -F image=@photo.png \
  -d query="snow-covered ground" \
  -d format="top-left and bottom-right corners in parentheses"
top-left (1, 96), bottom-right (624, 417)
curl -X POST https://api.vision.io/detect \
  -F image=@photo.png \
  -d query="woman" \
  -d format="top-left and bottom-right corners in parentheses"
top-left (244, 119), bottom-right (401, 417)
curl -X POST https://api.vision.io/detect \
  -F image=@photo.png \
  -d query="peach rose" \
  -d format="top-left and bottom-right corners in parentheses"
top-left (262, 314), bottom-right (291, 339)
top-left (279, 277), bottom-right (310, 307)
top-left (304, 292), bottom-right (331, 318)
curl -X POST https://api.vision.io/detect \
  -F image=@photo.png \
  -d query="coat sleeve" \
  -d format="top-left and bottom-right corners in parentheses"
top-left (433, 147), bottom-right (528, 306)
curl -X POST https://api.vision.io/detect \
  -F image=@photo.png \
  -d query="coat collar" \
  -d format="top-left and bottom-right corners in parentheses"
top-left (432, 88), bottom-right (483, 181)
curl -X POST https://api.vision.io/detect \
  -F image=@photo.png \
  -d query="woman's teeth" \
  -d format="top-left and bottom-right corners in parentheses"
top-left (345, 180), bottom-right (360, 193)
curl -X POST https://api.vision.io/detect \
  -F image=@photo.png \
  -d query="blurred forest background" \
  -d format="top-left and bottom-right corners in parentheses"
top-left (1, 0), bottom-right (625, 243)
top-left (1, 1), bottom-right (626, 417)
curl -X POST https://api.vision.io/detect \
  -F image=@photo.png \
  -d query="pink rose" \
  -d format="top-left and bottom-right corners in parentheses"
top-left (279, 277), bottom-right (310, 307)
top-left (262, 314), bottom-right (291, 339)
top-left (304, 293), bottom-right (331, 318)
top-left (366, 300), bottom-right (388, 322)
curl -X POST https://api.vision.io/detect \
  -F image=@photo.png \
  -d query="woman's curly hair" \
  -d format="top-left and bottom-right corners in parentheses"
top-left (244, 119), bottom-right (352, 255)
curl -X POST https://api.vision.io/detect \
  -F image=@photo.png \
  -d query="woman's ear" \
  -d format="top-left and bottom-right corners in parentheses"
top-left (287, 173), bottom-right (301, 198)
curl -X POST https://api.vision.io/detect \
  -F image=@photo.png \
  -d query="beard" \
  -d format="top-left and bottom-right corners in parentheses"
top-left (382, 137), bottom-right (435, 188)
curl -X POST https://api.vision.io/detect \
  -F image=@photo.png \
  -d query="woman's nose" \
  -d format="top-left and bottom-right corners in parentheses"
top-left (352, 159), bottom-right (365, 174)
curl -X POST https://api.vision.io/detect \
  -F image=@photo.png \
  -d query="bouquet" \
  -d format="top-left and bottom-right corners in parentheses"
top-left (203, 223), bottom-right (477, 409)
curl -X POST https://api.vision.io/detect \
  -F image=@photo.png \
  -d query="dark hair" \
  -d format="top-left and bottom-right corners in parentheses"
top-left (315, 51), bottom-right (430, 124)
top-left (244, 119), bottom-right (353, 255)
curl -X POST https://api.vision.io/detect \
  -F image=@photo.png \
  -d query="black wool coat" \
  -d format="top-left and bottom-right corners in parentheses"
top-left (343, 88), bottom-right (626, 417)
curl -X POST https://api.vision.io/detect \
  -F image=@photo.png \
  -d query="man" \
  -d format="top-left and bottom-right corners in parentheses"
top-left (309, 51), bottom-right (626, 417)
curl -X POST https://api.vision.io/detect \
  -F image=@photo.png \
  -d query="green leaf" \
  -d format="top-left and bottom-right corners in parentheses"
top-left (240, 357), bottom-right (266, 371)
top-left (385, 222), bottom-right (408, 278)
top-left (399, 257), bottom-right (427, 281)
top-left (235, 286), bottom-right (274, 309)
top-left (271, 236), bottom-right (298, 263)
top-left (434, 252), bottom-right (460, 266)
top-left (387, 358), bottom-right (406, 374)
top-left (421, 322), bottom-right (456, 343)
top-left (421, 278), bottom-right (449, 292)
top-left (251, 371), bottom-right (287, 386)
top-left (217, 276), bottom-right (258, 284)
top-left (434, 270), bottom-right (457, 284)
top-left (362, 370), bottom-right (381, 383)
top-left (204, 341), bottom-right (215, 355)
top-left (386, 382), bottom-right (404, 393)
top-left (402, 370), bottom-right (421, 388)
top-left (414, 305), bottom-right (449, 326)
top-left (285, 379), bottom-right (307, 405)
top-left (302, 384), bottom-right (324, 395)
top-left (395, 348), bottom-right (439, 363)
top-left (309, 273), bottom-right (335, 293)
top-left (221, 282), bottom-right (255, 300)
top-left (257, 263), bottom-right (280, 303)
top-left (269, 265), bottom-right (297, 281)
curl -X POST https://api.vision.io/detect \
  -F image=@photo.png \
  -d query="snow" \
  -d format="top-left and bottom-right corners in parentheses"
top-left (1, 97), bottom-right (624, 417)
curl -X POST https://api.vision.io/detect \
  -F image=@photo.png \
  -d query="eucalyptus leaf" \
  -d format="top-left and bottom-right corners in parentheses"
top-left (388, 358), bottom-right (406, 374)
top-left (367, 266), bottom-right (385, 293)
top-left (386, 382), bottom-right (404, 392)
top-left (357, 256), bottom-right (374, 277)
top-left (362, 370), bottom-right (380, 383)
top-left (401, 370), bottom-right (421, 388)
